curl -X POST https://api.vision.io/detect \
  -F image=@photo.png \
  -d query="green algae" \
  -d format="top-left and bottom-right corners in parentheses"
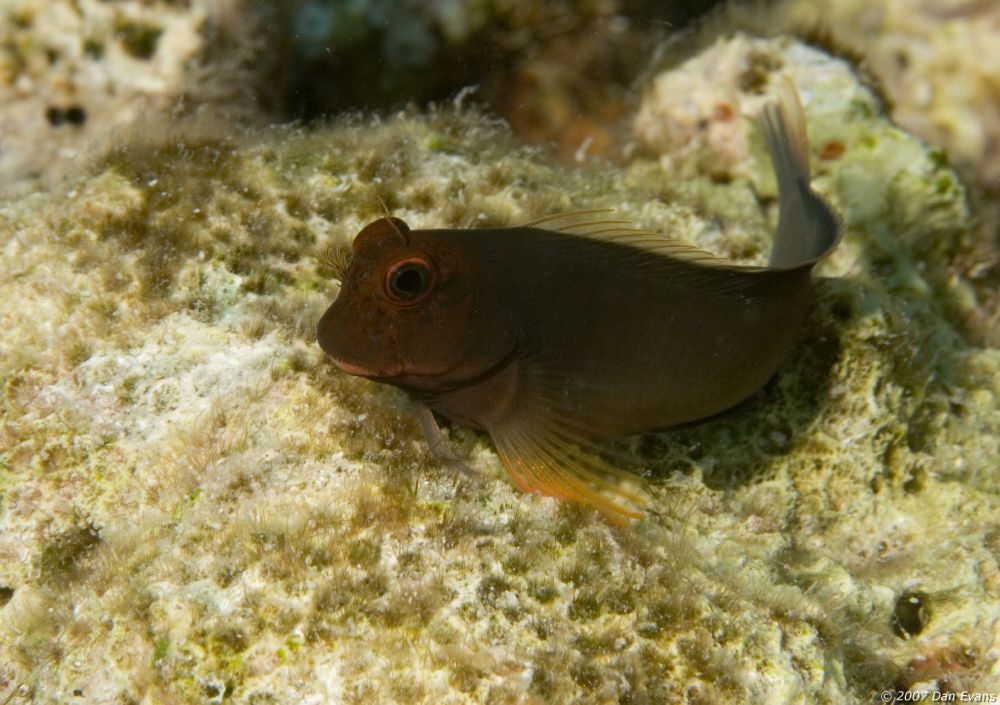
top-left (0, 35), bottom-right (997, 705)
top-left (36, 516), bottom-right (102, 586)
top-left (113, 16), bottom-right (163, 61)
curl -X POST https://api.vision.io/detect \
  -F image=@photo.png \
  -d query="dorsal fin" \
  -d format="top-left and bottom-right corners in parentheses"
top-left (521, 209), bottom-right (735, 266)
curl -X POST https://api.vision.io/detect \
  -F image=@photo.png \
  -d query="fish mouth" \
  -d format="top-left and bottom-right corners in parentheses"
top-left (327, 353), bottom-right (470, 385)
top-left (329, 355), bottom-right (451, 382)
top-left (327, 343), bottom-right (519, 389)
top-left (329, 356), bottom-right (403, 379)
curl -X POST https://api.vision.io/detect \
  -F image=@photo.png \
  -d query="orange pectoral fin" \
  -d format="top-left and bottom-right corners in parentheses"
top-left (492, 424), bottom-right (646, 522)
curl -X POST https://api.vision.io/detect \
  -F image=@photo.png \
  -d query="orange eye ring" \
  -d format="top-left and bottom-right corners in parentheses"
top-left (384, 257), bottom-right (435, 304)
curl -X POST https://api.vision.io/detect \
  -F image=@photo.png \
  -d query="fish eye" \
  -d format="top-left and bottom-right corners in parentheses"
top-left (384, 258), bottom-right (434, 304)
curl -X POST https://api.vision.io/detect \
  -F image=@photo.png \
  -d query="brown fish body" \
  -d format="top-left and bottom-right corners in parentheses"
top-left (384, 226), bottom-right (814, 437)
top-left (318, 82), bottom-right (840, 518)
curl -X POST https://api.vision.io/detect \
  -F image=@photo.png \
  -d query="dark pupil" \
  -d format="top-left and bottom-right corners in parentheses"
top-left (391, 265), bottom-right (428, 299)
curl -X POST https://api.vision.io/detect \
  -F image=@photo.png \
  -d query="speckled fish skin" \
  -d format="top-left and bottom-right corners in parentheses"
top-left (317, 81), bottom-right (840, 518)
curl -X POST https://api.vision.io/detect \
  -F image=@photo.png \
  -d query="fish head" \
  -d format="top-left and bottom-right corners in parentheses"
top-left (317, 217), bottom-right (516, 392)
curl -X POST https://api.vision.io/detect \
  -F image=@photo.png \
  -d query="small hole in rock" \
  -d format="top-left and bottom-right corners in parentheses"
top-left (46, 107), bottom-right (64, 127)
top-left (65, 105), bottom-right (86, 126)
top-left (892, 590), bottom-right (929, 638)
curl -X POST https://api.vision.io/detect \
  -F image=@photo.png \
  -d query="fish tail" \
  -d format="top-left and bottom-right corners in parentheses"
top-left (760, 78), bottom-right (841, 269)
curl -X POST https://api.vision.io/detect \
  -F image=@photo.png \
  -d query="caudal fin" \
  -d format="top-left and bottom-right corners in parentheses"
top-left (760, 78), bottom-right (841, 269)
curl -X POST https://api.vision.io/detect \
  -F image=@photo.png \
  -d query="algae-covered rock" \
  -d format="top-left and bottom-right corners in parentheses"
top-left (749, 0), bottom-right (1000, 203)
top-left (0, 35), bottom-right (998, 704)
top-left (0, 0), bottom-right (259, 197)
top-left (0, 0), bottom-right (715, 199)
top-left (671, 0), bottom-right (1000, 344)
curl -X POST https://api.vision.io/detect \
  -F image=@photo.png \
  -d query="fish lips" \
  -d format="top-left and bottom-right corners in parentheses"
top-left (325, 353), bottom-right (447, 387)
top-left (318, 328), bottom-right (405, 379)
top-left (328, 355), bottom-right (402, 379)
top-left (317, 303), bottom-right (445, 382)
top-left (317, 320), bottom-right (424, 381)
top-left (316, 300), bottom-right (503, 388)
top-left (316, 302), bottom-right (386, 375)
top-left (322, 345), bottom-right (490, 391)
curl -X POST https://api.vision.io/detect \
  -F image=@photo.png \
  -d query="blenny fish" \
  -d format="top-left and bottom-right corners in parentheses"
top-left (317, 81), bottom-right (840, 519)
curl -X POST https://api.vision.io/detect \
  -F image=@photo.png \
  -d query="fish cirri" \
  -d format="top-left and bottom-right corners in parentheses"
top-left (317, 81), bottom-right (841, 519)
